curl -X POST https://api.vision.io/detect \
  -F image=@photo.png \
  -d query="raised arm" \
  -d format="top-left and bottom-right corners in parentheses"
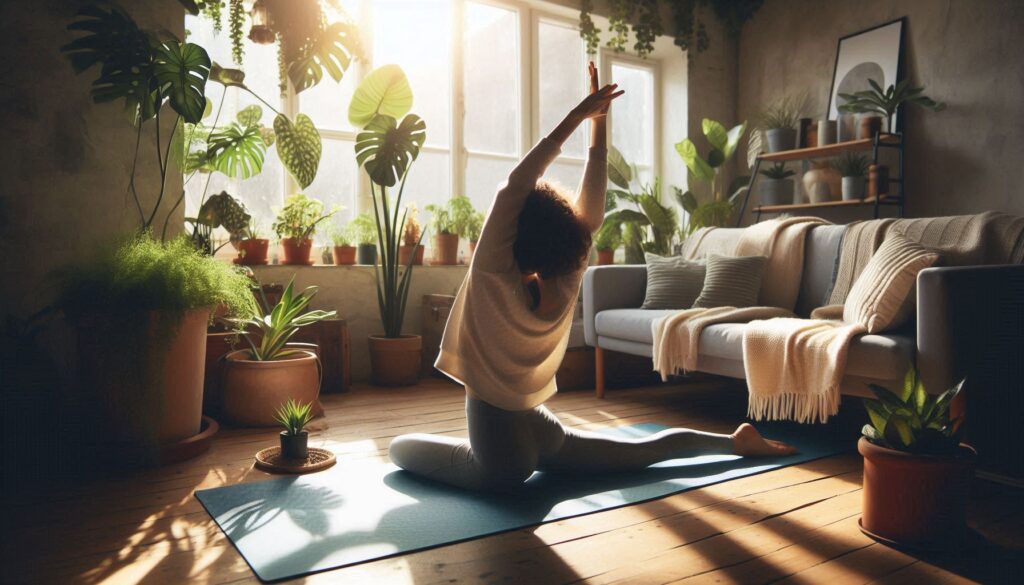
top-left (575, 62), bottom-right (611, 233)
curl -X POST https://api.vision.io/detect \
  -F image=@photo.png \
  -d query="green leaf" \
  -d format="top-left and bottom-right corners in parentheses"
top-left (236, 105), bottom-right (263, 128)
top-left (207, 123), bottom-right (267, 179)
top-left (868, 383), bottom-right (907, 412)
top-left (863, 399), bottom-right (889, 439)
top-left (702, 119), bottom-right (728, 151)
top-left (348, 64), bottom-right (414, 128)
top-left (209, 62), bottom-right (246, 87)
top-left (153, 40), bottom-right (211, 124)
top-left (675, 138), bottom-right (715, 182)
top-left (605, 209), bottom-right (650, 226)
top-left (355, 114), bottom-right (427, 187)
top-left (607, 146), bottom-right (633, 189)
top-left (724, 122), bottom-right (747, 161)
top-left (886, 415), bottom-right (914, 449)
top-left (274, 113), bottom-right (322, 189)
top-left (288, 22), bottom-right (361, 93)
top-left (861, 424), bottom-right (884, 445)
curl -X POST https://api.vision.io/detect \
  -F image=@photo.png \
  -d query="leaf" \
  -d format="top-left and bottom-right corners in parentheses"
top-left (354, 114), bottom-right (427, 187)
top-left (607, 146), bottom-right (633, 189)
top-left (152, 40), bottom-right (211, 123)
top-left (886, 415), bottom-right (914, 450)
top-left (207, 123), bottom-right (267, 179)
top-left (209, 62), bottom-right (246, 87)
top-left (675, 139), bottom-right (715, 182)
top-left (605, 209), bottom-right (650, 226)
top-left (237, 105), bottom-right (263, 128)
top-left (702, 118), bottom-right (728, 151)
top-left (727, 176), bottom-right (751, 202)
top-left (862, 424), bottom-right (884, 444)
top-left (724, 122), bottom-right (747, 161)
top-left (869, 383), bottom-right (908, 412)
top-left (260, 127), bottom-right (276, 147)
top-left (676, 190), bottom-right (698, 213)
top-left (288, 22), bottom-right (361, 93)
top-left (348, 64), bottom-right (414, 128)
top-left (274, 113), bottom-right (322, 189)
top-left (863, 399), bottom-right (890, 439)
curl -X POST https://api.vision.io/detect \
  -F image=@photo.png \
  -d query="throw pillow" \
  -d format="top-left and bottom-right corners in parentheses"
top-left (692, 254), bottom-right (768, 309)
top-left (843, 234), bottom-right (941, 333)
top-left (640, 253), bottom-right (706, 309)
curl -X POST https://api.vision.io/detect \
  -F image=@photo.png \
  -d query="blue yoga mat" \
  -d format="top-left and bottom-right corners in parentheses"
top-left (196, 422), bottom-right (847, 582)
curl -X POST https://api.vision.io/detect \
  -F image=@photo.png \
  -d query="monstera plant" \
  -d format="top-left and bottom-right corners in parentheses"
top-left (349, 65), bottom-right (427, 386)
top-left (675, 118), bottom-right (750, 236)
top-left (604, 147), bottom-right (679, 264)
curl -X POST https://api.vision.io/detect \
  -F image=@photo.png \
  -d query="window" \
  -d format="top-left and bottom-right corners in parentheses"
top-left (185, 1), bottom-right (662, 244)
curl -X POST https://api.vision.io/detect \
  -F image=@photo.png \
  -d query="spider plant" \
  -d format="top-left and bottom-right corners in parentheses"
top-left (233, 277), bottom-right (337, 361)
top-left (275, 399), bottom-right (314, 436)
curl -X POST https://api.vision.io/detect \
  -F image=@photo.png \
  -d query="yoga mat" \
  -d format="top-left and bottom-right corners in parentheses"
top-left (197, 422), bottom-right (847, 582)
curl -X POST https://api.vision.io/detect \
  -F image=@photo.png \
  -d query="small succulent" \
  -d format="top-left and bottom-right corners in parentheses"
top-left (861, 367), bottom-right (965, 455)
top-left (275, 399), bottom-right (313, 436)
top-left (760, 162), bottom-right (795, 180)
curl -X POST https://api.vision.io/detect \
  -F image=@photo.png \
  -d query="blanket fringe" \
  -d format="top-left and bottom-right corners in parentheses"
top-left (746, 386), bottom-right (842, 424)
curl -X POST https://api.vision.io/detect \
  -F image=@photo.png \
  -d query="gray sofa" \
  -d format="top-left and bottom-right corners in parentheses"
top-left (581, 224), bottom-right (1023, 401)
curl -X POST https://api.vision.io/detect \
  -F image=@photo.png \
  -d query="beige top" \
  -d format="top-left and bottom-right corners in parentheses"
top-left (435, 137), bottom-right (607, 410)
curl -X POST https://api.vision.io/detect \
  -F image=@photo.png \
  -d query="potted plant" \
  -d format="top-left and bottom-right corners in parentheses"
top-left (272, 193), bottom-right (336, 265)
top-left (839, 79), bottom-right (945, 134)
top-left (330, 222), bottom-right (356, 265)
top-left (425, 202), bottom-right (459, 265)
top-left (350, 212), bottom-right (378, 265)
top-left (235, 219), bottom-right (270, 265)
top-left (604, 147), bottom-right (681, 264)
top-left (675, 120), bottom-right (750, 240)
top-left (594, 221), bottom-right (621, 265)
top-left (859, 368), bottom-right (974, 548)
top-left (758, 94), bottom-right (806, 152)
top-left (275, 399), bottom-right (313, 460)
top-left (464, 210), bottom-right (484, 261)
top-left (58, 237), bottom-right (259, 457)
top-left (222, 278), bottom-right (336, 426)
top-left (758, 162), bottom-right (796, 206)
top-left (831, 153), bottom-right (871, 201)
top-left (349, 64), bottom-right (427, 386)
top-left (399, 203), bottom-right (425, 266)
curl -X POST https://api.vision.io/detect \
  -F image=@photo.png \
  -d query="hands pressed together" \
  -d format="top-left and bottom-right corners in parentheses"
top-left (572, 61), bottom-right (625, 121)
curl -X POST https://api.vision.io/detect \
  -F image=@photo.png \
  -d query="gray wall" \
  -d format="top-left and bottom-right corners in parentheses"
top-left (737, 0), bottom-right (1024, 223)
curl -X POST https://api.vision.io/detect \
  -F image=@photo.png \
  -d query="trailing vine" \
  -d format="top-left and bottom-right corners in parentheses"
top-left (633, 0), bottom-right (662, 58)
top-left (579, 0), bottom-right (601, 56)
top-left (228, 0), bottom-right (245, 64)
top-left (606, 0), bottom-right (633, 53)
top-left (199, 0), bottom-right (223, 34)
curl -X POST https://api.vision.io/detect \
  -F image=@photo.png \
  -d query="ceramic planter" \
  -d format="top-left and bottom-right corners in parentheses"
top-left (859, 437), bottom-right (976, 548)
top-left (281, 238), bottom-right (313, 265)
top-left (433, 233), bottom-right (459, 265)
top-left (280, 431), bottom-right (309, 459)
top-left (399, 244), bottom-right (425, 266)
top-left (842, 176), bottom-right (866, 201)
top-left (765, 128), bottom-right (797, 153)
top-left (221, 349), bottom-right (322, 427)
top-left (759, 178), bottom-right (794, 206)
top-left (234, 239), bottom-right (269, 265)
top-left (333, 245), bottom-right (356, 265)
top-left (817, 119), bottom-right (836, 146)
top-left (836, 113), bottom-right (858, 142)
top-left (803, 163), bottom-right (841, 203)
top-left (597, 249), bottom-right (615, 265)
top-left (368, 334), bottom-right (422, 386)
top-left (357, 243), bottom-right (377, 265)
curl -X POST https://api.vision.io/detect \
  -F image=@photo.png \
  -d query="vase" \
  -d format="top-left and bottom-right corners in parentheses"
top-left (803, 162), bottom-right (841, 203)
top-left (765, 128), bottom-right (797, 153)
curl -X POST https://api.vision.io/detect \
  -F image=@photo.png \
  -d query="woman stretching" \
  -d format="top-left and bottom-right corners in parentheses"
top-left (389, 63), bottom-right (796, 491)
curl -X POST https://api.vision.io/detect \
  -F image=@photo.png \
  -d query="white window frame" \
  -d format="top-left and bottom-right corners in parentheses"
top-left (602, 50), bottom-right (661, 186)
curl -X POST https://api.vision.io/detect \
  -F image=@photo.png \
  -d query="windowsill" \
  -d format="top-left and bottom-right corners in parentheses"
top-left (251, 263), bottom-right (470, 269)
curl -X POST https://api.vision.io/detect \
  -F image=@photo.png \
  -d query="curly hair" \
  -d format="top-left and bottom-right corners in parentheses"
top-left (513, 181), bottom-right (592, 279)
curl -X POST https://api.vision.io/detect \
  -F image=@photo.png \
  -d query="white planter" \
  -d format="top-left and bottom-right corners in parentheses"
top-left (842, 176), bottom-right (867, 201)
top-left (759, 178), bottom-right (794, 206)
top-left (765, 128), bottom-right (797, 153)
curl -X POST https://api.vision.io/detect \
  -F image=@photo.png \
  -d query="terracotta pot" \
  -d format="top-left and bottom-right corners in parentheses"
top-left (802, 162), bottom-right (842, 203)
top-left (368, 334), bottom-right (422, 386)
top-left (433, 233), bottom-right (459, 265)
top-left (859, 115), bottom-right (884, 140)
top-left (77, 309), bottom-right (210, 446)
top-left (806, 121), bottom-right (819, 148)
top-left (333, 245), bottom-right (356, 265)
top-left (202, 331), bottom-right (237, 417)
top-left (399, 244), bottom-right (425, 266)
top-left (221, 349), bottom-right (322, 427)
top-left (234, 239), bottom-right (269, 265)
top-left (357, 243), bottom-right (377, 265)
top-left (859, 437), bottom-right (976, 548)
top-left (597, 249), bottom-right (615, 265)
top-left (281, 238), bottom-right (313, 265)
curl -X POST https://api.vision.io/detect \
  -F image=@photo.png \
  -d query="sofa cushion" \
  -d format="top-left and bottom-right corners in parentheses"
top-left (595, 308), bottom-right (679, 344)
top-left (697, 322), bottom-right (913, 381)
top-left (693, 254), bottom-right (767, 308)
top-left (641, 253), bottom-right (706, 309)
top-left (795, 225), bottom-right (847, 317)
top-left (844, 234), bottom-right (941, 333)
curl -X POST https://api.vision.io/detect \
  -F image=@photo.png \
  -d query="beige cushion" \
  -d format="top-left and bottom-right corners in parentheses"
top-left (641, 253), bottom-right (706, 309)
top-left (843, 234), bottom-right (940, 333)
top-left (692, 254), bottom-right (767, 309)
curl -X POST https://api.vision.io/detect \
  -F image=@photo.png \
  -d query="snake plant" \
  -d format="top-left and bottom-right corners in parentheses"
top-left (233, 277), bottom-right (337, 361)
top-left (861, 367), bottom-right (965, 455)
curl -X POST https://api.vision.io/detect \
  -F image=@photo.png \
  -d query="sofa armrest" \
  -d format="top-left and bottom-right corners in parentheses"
top-left (917, 264), bottom-right (1024, 395)
top-left (582, 265), bottom-right (648, 346)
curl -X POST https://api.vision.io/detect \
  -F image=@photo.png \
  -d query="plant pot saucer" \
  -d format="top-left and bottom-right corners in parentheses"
top-left (858, 518), bottom-right (960, 552)
top-left (159, 416), bottom-right (220, 464)
top-left (254, 446), bottom-right (336, 474)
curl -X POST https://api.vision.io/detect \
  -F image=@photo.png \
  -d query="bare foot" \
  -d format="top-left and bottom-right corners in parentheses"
top-left (731, 423), bottom-right (798, 457)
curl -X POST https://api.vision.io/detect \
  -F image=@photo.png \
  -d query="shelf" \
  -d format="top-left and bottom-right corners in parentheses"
top-left (754, 196), bottom-right (900, 214)
top-left (757, 135), bottom-right (902, 163)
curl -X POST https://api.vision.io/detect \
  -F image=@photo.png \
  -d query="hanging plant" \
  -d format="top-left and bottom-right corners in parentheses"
top-left (633, 0), bottom-right (662, 58)
top-left (579, 0), bottom-right (601, 56)
top-left (228, 0), bottom-right (245, 64)
top-left (606, 0), bottom-right (633, 53)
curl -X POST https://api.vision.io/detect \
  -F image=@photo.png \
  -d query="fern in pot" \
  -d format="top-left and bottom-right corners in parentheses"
top-left (348, 64), bottom-right (427, 386)
top-left (858, 367), bottom-right (975, 548)
top-left (222, 277), bottom-right (336, 426)
top-left (272, 193), bottom-right (336, 265)
top-left (758, 163), bottom-right (796, 206)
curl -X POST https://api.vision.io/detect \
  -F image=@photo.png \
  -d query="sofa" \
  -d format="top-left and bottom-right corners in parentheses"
top-left (581, 224), bottom-right (1024, 402)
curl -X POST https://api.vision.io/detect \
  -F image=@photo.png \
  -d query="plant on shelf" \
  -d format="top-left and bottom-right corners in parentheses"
top-left (760, 162), bottom-right (795, 180)
top-left (757, 162), bottom-right (796, 206)
top-left (425, 197), bottom-right (471, 266)
top-left (349, 212), bottom-right (378, 265)
top-left (329, 221), bottom-right (356, 265)
top-left (831, 153), bottom-right (871, 201)
top-left (604, 147), bottom-right (679, 264)
top-left (755, 93), bottom-right (807, 152)
top-left (858, 367), bottom-right (974, 547)
top-left (838, 79), bottom-right (945, 133)
top-left (275, 399), bottom-right (314, 459)
top-left (222, 277), bottom-right (336, 426)
top-left (349, 64), bottom-right (427, 386)
top-left (186, 190), bottom-right (251, 256)
top-left (272, 193), bottom-right (336, 265)
top-left (464, 209), bottom-right (485, 260)
top-left (594, 221), bottom-right (622, 265)
top-left (400, 204), bottom-right (425, 266)
top-left (675, 118), bottom-right (750, 236)
top-left (235, 217), bottom-right (270, 265)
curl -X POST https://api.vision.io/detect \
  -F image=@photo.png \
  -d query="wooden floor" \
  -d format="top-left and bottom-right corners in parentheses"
top-left (4, 378), bottom-right (1022, 584)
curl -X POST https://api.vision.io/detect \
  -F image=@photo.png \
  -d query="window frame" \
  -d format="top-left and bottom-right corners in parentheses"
top-left (602, 49), bottom-right (662, 188)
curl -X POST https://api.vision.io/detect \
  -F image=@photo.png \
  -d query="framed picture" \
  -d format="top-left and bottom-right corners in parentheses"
top-left (827, 18), bottom-right (906, 132)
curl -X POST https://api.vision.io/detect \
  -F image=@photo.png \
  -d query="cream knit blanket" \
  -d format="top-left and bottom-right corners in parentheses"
top-left (652, 217), bottom-right (827, 380)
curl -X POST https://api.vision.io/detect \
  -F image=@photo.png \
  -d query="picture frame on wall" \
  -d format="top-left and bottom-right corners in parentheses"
top-left (827, 17), bottom-right (906, 132)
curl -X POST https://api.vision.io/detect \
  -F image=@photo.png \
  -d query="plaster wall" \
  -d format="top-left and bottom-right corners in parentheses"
top-left (737, 0), bottom-right (1024, 223)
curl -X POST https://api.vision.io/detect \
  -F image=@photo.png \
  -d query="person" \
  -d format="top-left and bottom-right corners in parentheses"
top-left (388, 63), bottom-right (796, 491)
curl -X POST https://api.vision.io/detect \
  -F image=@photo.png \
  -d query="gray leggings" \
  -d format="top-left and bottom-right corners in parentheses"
top-left (388, 396), bottom-right (735, 491)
